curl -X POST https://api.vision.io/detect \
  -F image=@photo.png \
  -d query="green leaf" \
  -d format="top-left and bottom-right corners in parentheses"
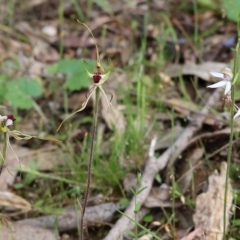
top-left (0, 75), bottom-right (7, 102)
top-left (143, 213), bottom-right (153, 223)
top-left (125, 230), bottom-right (135, 238)
top-left (48, 59), bottom-right (95, 91)
top-left (134, 202), bottom-right (141, 214)
top-left (119, 198), bottom-right (129, 208)
top-left (93, 0), bottom-right (112, 14)
top-left (232, 219), bottom-right (240, 227)
top-left (222, 0), bottom-right (240, 22)
top-left (64, 70), bottom-right (90, 91)
top-left (5, 78), bottom-right (43, 110)
top-left (136, 186), bottom-right (147, 195)
top-left (197, 0), bottom-right (217, 9)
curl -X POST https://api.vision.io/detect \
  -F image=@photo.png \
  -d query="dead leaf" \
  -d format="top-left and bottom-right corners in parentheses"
top-left (177, 148), bottom-right (205, 194)
top-left (0, 191), bottom-right (31, 212)
top-left (182, 62), bottom-right (228, 81)
top-left (193, 162), bottom-right (233, 240)
top-left (164, 62), bottom-right (228, 81)
top-left (179, 226), bottom-right (203, 240)
top-left (138, 234), bottom-right (152, 240)
top-left (144, 184), bottom-right (177, 208)
top-left (101, 90), bottom-right (126, 134)
top-left (0, 223), bottom-right (56, 240)
top-left (0, 144), bottom-right (66, 191)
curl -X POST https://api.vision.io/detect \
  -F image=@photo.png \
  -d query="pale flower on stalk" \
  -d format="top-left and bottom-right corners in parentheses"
top-left (0, 114), bottom-right (60, 165)
top-left (234, 106), bottom-right (240, 119)
top-left (207, 67), bottom-right (233, 95)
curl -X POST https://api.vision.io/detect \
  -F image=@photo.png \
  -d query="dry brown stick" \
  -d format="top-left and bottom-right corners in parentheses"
top-left (103, 89), bottom-right (222, 240)
top-left (16, 202), bottom-right (119, 232)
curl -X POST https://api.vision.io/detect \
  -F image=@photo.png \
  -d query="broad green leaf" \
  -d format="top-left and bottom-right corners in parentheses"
top-left (222, 0), bottom-right (240, 22)
top-left (5, 82), bottom-right (33, 110)
top-left (18, 77), bottom-right (43, 97)
top-left (64, 70), bottom-right (90, 91)
top-left (48, 59), bottom-right (95, 91)
top-left (143, 213), bottom-right (153, 223)
top-left (5, 78), bottom-right (43, 109)
top-left (48, 59), bottom-right (83, 74)
top-left (232, 219), bottom-right (240, 227)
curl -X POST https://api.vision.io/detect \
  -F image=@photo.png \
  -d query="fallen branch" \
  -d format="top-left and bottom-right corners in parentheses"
top-left (103, 89), bottom-right (222, 240)
top-left (17, 202), bottom-right (119, 232)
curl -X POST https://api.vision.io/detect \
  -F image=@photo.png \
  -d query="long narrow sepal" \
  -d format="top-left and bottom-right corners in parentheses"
top-left (56, 86), bottom-right (96, 131)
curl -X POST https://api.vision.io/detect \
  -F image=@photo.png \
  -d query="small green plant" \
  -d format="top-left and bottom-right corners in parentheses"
top-left (125, 173), bottom-right (149, 239)
top-left (56, 21), bottom-right (113, 240)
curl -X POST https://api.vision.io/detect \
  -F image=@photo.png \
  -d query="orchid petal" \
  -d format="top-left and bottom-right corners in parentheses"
top-left (207, 80), bottom-right (227, 89)
top-left (98, 85), bottom-right (111, 109)
top-left (224, 81), bottom-right (231, 95)
top-left (57, 86), bottom-right (97, 131)
top-left (210, 72), bottom-right (226, 79)
top-left (234, 109), bottom-right (240, 119)
top-left (96, 70), bottom-right (112, 85)
top-left (82, 60), bottom-right (94, 78)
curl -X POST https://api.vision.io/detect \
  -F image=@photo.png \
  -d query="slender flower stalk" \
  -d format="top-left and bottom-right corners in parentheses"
top-left (56, 21), bottom-right (112, 240)
top-left (207, 40), bottom-right (240, 238)
top-left (223, 38), bottom-right (240, 238)
top-left (0, 114), bottom-right (60, 175)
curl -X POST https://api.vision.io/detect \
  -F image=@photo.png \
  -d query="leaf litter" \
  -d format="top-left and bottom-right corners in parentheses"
top-left (0, 0), bottom-right (239, 239)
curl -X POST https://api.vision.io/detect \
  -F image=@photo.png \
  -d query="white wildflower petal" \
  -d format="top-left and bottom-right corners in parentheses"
top-left (207, 80), bottom-right (227, 89)
top-left (224, 81), bottom-right (232, 95)
top-left (234, 109), bottom-right (240, 119)
top-left (0, 116), bottom-right (7, 121)
top-left (5, 119), bottom-right (13, 126)
top-left (210, 72), bottom-right (226, 79)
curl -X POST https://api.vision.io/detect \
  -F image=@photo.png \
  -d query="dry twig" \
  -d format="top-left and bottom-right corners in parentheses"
top-left (104, 89), bottom-right (222, 240)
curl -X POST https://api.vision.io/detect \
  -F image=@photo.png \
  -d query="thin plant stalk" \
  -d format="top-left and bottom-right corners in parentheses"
top-left (80, 87), bottom-right (100, 240)
top-left (223, 38), bottom-right (240, 238)
top-left (0, 133), bottom-right (7, 175)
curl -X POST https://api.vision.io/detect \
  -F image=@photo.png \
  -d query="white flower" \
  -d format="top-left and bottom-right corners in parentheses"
top-left (207, 67), bottom-right (233, 95)
top-left (234, 107), bottom-right (240, 119)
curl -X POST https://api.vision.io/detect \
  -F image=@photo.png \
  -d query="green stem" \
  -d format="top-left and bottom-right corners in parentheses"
top-left (0, 133), bottom-right (7, 175)
top-left (80, 87), bottom-right (100, 240)
top-left (223, 38), bottom-right (240, 238)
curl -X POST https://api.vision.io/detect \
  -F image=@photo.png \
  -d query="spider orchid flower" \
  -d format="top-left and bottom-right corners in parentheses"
top-left (57, 21), bottom-right (113, 131)
top-left (56, 62), bottom-right (113, 131)
top-left (0, 115), bottom-right (15, 133)
top-left (207, 67), bottom-right (233, 95)
top-left (0, 114), bottom-right (60, 166)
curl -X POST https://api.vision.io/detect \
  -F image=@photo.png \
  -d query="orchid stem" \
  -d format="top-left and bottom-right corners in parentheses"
top-left (0, 133), bottom-right (7, 175)
top-left (223, 38), bottom-right (240, 238)
top-left (80, 87), bottom-right (100, 240)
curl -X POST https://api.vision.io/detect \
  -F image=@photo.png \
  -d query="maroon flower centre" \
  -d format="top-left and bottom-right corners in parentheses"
top-left (7, 115), bottom-right (16, 122)
top-left (93, 73), bottom-right (101, 83)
